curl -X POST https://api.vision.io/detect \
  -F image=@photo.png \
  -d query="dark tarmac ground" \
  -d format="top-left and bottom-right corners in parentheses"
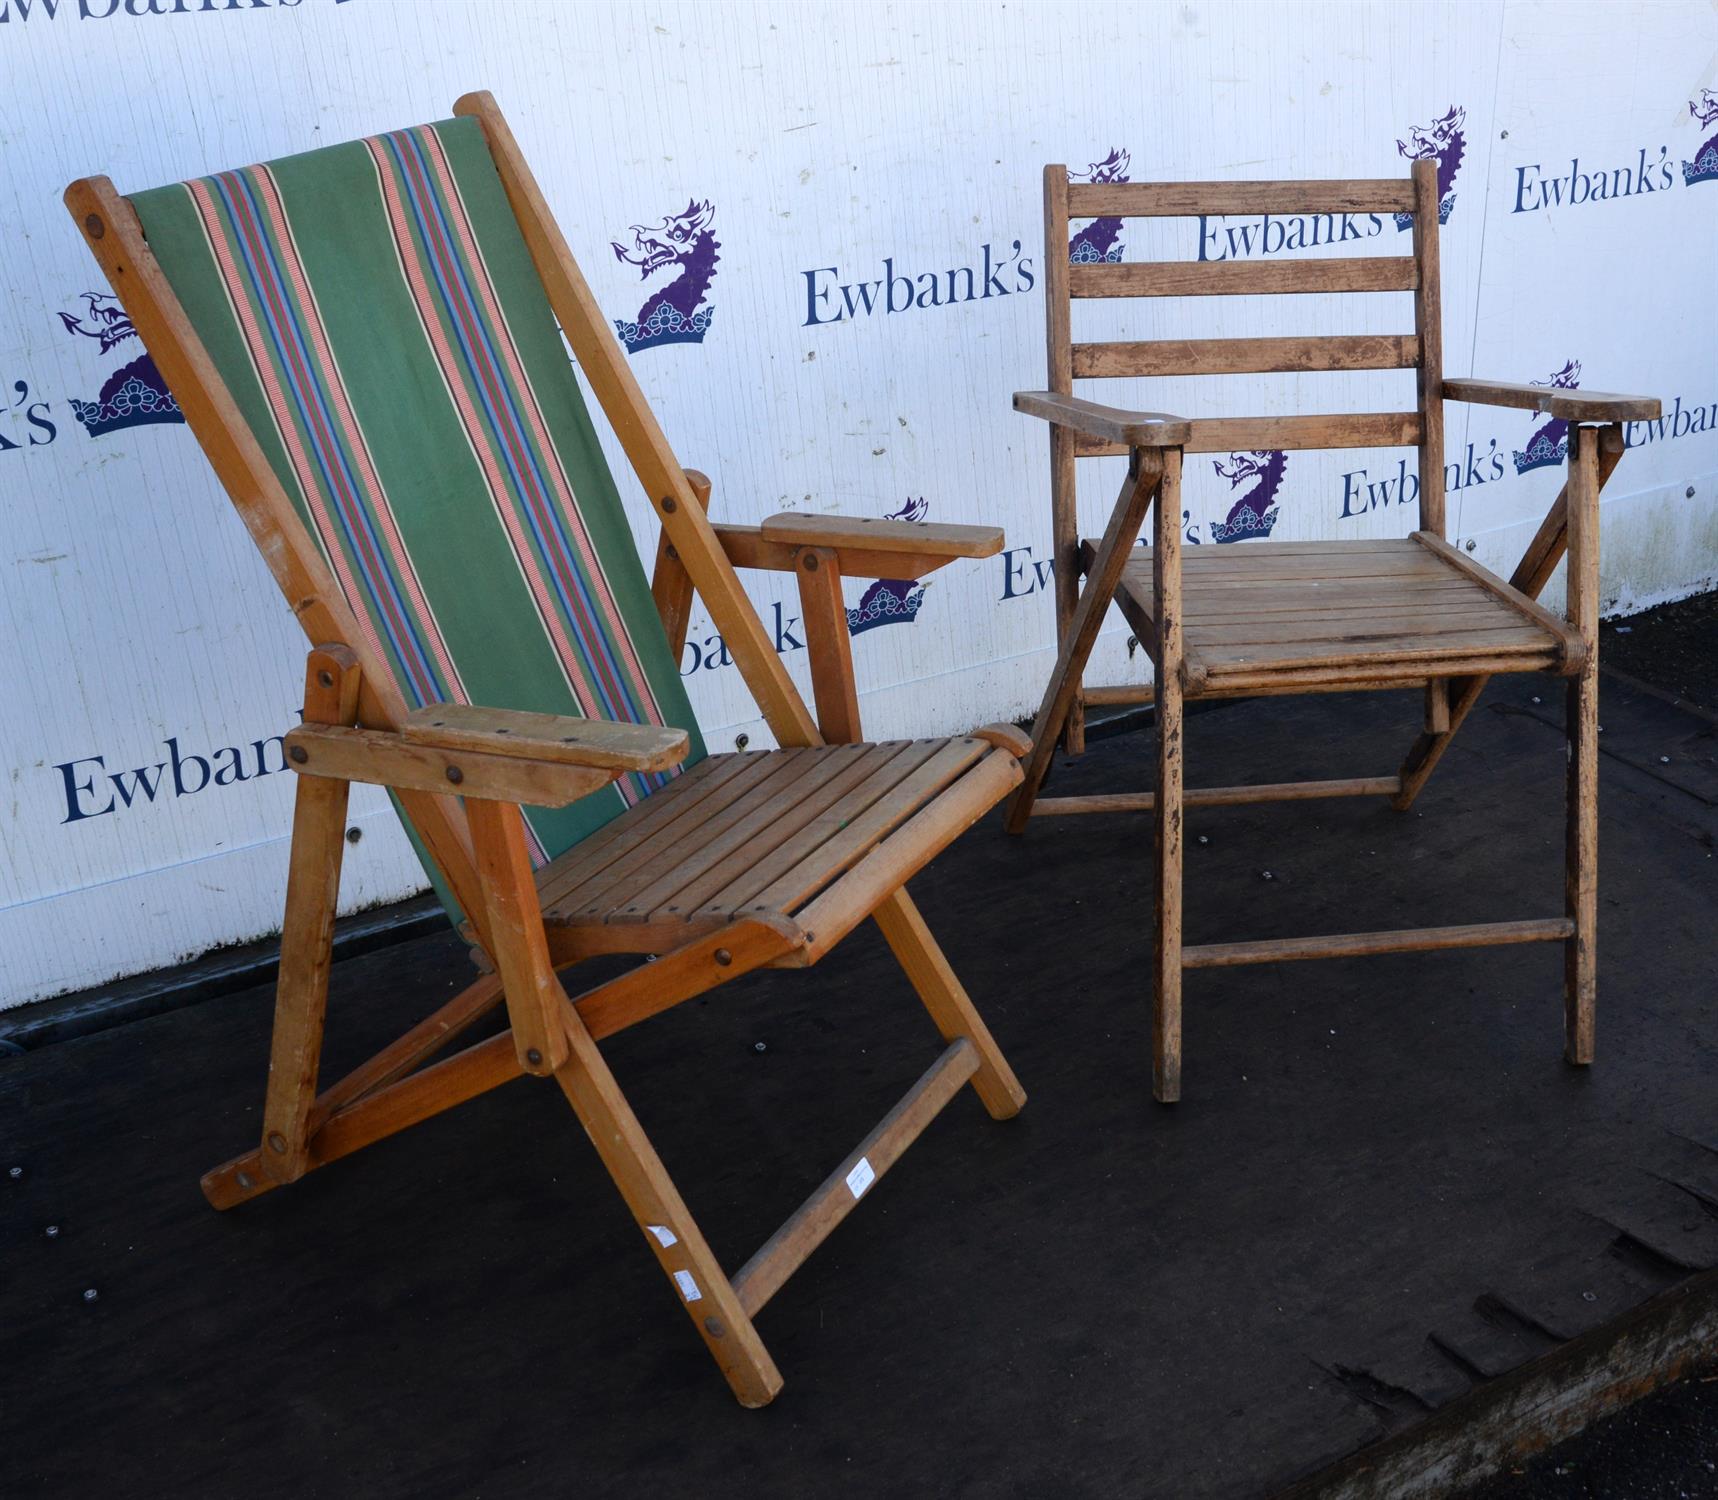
top-left (2, 592), bottom-right (1716, 1499)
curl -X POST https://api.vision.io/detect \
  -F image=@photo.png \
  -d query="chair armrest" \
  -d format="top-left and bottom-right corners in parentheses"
top-left (401, 704), bottom-right (688, 772)
top-left (1013, 390), bottom-right (1191, 447)
top-left (758, 512), bottom-right (1002, 559)
top-left (1443, 378), bottom-right (1660, 423)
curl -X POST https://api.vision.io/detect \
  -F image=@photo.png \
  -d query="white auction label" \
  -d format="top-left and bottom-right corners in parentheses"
top-left (673, 1269), bottom-right (702, 1303)
top-left (845, 1156), bottom-right (876, 1199)
top-left (646, 1224), bottom-right (679, 1249)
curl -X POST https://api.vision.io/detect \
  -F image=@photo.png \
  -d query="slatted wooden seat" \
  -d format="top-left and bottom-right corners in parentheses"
top-left (1008, 160), bottom-right (1660, 1103)
top-left (540, 738), bottom-right (997, 950)
top-left (1102, 536), bottom-right (1582, 695)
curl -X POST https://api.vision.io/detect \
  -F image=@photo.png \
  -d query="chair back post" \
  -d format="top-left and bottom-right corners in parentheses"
top-left (1410, 157), bottom-right (1446, 537)
top-left (453, 91), bottom-right (823, 753)
top-left (1042, 164), bottom-right (1085, 753)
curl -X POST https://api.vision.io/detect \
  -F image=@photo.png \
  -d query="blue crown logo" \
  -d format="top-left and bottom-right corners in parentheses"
top-left (1511, 360), bottom-right (1580, 475)
top-left (846, 499), bottom-right (933, 635)
top-left (1683, 90), bottom-right (1718, 186)
top-left (611, 198), bottom-right (719, 354)
top-left (59, 292), bottom-right (183, 437)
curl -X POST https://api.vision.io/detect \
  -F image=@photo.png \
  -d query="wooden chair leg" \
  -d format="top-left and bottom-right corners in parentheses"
top-left (260, 645), bottom-right (361, 1184)
top-left (549, 1001), bottom-right (784, 1408)
top-left (872, 887), bottom-right (1027, 1119)
top-left (1564, 426), bottom-right (1600, 1063)
top-left (1152, 451), bottom-right (1185, 1104)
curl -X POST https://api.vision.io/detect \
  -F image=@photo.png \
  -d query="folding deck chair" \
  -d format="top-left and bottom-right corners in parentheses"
top-left (1008, 160), bottom-right (1660, 1103)
top-left (65, 92), bottom-right (1030, 1407)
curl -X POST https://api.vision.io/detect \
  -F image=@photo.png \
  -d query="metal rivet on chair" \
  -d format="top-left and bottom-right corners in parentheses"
top-left (734, 733), bottom-right (749, 750)
top-left (704, 1317), bottom-right (727, 1338)
top-left (288, 745), bottom-right (308, 764)
top-left (317, 670), bottom-right (334, 688)
top-left (661, 496), bottom-right (677, 513)
top-left (235, 1172), bottom-right (254, 1190)
top-left (345, 827), bottom-right (362, 844)
top-left (44, 1224), bottom-right (59, 1239)
top-left (714, 948), bottom-right (732, 966)
top-left (82, 1288), bottom-right (99, 1303)
top-left (85, 214), bottom-right (105, 239)
top-left (526, 1048), bottom-right (543, 1066)
top-left (802, 552), bottom-right (819, 571)
top-left (445, 765), bottom-right (464, 785)
top-left (267, 1132), bottom-right (288, 1154)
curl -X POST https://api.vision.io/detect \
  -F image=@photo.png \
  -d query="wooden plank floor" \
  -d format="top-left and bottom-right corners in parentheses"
top-left (2, 673), bottom-right (1715, 1498)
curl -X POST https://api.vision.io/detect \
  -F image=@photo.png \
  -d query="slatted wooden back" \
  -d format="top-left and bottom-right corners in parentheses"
top-left (1043, 160), bottom-right (1445, 534)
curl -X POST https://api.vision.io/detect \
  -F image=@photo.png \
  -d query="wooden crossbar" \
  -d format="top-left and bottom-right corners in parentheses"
top-left (1183, 918), bottom-right (1574, 970)
top-left (1068, 256), bottom-right (1417, 299)
top-left (733, 1039), bottom-right (978, 1317)
top-left (1030, 776), bottom-right (1400, 817)
top-left (1071, 334), bottom-right (1420, 379)
top-left (1066, 178), bottom-right (1417, 217)
top-left (1074, 411), bottom-right (1423, 458)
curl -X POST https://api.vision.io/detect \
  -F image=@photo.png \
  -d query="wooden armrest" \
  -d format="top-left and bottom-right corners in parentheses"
top-left (402, 704), bottom-right (688, 773)
top-left (1443, 378), bottom-right (1660, 423)
top-left (758, 511), bottom-right (1002, 559)
top-left (1013, 390), bottom-right (1191, 447)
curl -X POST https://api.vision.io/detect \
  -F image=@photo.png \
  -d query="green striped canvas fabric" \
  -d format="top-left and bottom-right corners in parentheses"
top-left (130, 117), bottom-right (705, 888)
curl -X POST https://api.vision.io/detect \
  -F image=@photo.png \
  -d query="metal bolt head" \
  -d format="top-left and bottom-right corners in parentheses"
top-left (235, 1171), bottom-right (255, 1190)
top-left (525, 1047), bottom-right (543, 1067)
top-left (1464, 539), bottom-right (1477, 553)
top-left (317, 669), bottom-right (334, 689)
top-left (661, 496), bottom-right (678, 514)
top-left (345, 826), bottom-right (362, 844)
top-left (753, 1041), bottom-right (767, 1054)
top-left (704, 1317), bottom-right (727, 1338)
top-left (82, 1288), bottom-right (98, 1303)
top-left (1531, 695), bottom-right (1542, 705)
top-left (802, 552), bottom-right (819, 571)
top-left (734, 733), bottom-right (750, 751)
top-left (85, 213), bottom-right (105, 239)
top-left (289, 745), bottom-right (308, 764)
top-left (1660, 755), bottom-right (1671, 764)
top-left (267, 1132), bottom-right (288, 1154)
top-left (1688, 486), bottom-right (1697, 499)
top-left (44, 1224), bottom-right (59, 1238)
top-left (7, 1165), bottom-right (21, 1179)
top-left (714, 948), bottom-right (732, 967)
top-left (445, 764), bottom-right (464, 785)
top-left (1197, 835), bottom-right (1209, 846)
top-left (1260, 870), bottom-right (1274, 881)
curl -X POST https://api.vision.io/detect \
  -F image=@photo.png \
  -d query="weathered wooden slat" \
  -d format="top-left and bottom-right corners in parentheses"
top-left (733, 1040), bottom-right (978, 1316)
top-left (1066, 178), bottom-right (1416, 217)
top-left (1183, 918), bottom-right (1574, 969)
top-left (1072, 334), bottom-right (1420, 378)
top-left (402, 704), bottom-right (687, 773)
top-left (1029, 775), bottom-right (1401, 817)
top-left (1069, 256), bottom-right (1417, 299)
top-left (1075, 411), bottom-right (1423, 457)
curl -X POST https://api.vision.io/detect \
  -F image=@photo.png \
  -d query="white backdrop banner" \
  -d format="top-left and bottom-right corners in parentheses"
top-left (1, 0), bottom-right (1714, 1006)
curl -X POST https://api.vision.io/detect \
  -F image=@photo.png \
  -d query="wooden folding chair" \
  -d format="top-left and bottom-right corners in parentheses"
top-left (65, 92), bottom-right (1029, 1407)
top-left (1008, 160), bottom-right (1660, 1103)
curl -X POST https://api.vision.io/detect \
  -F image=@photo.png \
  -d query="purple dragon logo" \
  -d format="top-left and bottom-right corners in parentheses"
top-left (58, 292), bottom-right (182, 437)
top-left (847, 498), bottom-right (931, 635)
top-left (1684, 90), bottom-right (1718, 186)
top-left (611, 198), bottom-right (719, 354)
top-left (1210, 450), bottom-right (1287, 543)
top-left (1068, 149), bottom-right (1130, 264)
top-left (1512, 360), bottom-right (1582, 475)
top-left (1394, 107), bottom-right (1466, 230)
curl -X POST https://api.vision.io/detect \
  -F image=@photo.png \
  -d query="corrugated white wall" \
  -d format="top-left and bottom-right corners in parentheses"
top-left (1, 0), bottom-right (1714, 1006)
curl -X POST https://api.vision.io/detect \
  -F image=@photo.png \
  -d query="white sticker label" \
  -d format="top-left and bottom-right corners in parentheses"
top-left (673, 1269), bottom-right (702, 1303)
top-left (845, 1156), bottom-right (876, 1200)
top-left (646, 1224), bottom-right (679, 1249)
